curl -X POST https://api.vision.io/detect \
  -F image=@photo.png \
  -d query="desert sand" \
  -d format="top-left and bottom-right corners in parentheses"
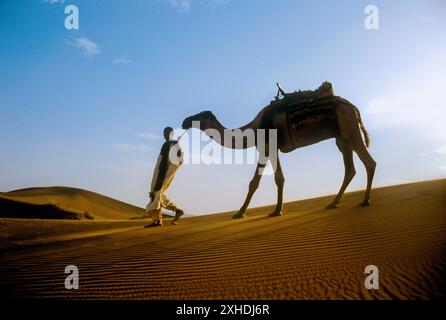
top-left (0, 179), bottom-right (445, 299)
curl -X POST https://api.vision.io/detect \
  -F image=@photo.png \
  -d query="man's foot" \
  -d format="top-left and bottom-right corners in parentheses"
top-left (172, 209), bottom-right (184, 225)
top-left (144, 221), bottom-right (163, 228)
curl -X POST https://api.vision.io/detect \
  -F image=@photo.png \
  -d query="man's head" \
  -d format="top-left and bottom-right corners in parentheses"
top-left (163, 127), bottom-right (174, 141)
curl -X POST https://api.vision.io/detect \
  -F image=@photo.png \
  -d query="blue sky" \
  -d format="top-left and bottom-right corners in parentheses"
top-left (1, 0), bottom-right (445, 214)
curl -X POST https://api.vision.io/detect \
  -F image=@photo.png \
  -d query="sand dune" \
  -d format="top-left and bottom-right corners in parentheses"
top-left (0, 186), bottom-right (146, 220)
top-left (0, 179), bottom-right (445, 299)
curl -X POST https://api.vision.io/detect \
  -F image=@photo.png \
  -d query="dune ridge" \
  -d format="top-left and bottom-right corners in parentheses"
top-left (0, 186), bottom-right (146, 220)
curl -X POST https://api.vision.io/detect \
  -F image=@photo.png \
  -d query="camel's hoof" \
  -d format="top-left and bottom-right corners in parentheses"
top-left (358, 199), bottom-right (371, 207)
top-left (232, 212), bottom-right (246, 219)
top-left (268, 210), bottom-right (283, 217)
top-left (326, 203), bottom-right (338, 209)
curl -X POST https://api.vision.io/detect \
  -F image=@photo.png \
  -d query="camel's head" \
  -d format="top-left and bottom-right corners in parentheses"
top-left (182, 110), bottom-right (216, 131)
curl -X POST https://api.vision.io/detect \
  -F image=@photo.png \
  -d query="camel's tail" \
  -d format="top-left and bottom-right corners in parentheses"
top-left (354, 107), bottom-right (370, 148)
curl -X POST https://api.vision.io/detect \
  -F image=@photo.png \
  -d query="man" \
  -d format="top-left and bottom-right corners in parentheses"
top-left (145, 127), bottom-right (184, 227)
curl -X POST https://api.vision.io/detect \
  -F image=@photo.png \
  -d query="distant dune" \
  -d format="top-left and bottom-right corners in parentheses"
top-left (0, 179), bottom-right (445, 299)
top-left (0, 186), bottom-right (145, 220)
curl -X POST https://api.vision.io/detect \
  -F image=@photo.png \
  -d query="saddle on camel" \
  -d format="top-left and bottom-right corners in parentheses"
top-left (272, 81), bottom-right (334, 107)
top-left (271, 81), bottom-right (339, 131)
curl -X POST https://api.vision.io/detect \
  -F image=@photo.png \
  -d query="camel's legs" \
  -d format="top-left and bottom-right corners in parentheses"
top-left (327, 138), bottom-right (356, 209)
top-left (269, 156), bottom-right (284, 217)
top-left (353, 137), bottom-right (376, 206)
top-left (233, 161), bottom-right (264, 219)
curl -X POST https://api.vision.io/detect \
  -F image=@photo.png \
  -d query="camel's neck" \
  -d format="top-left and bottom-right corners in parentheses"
top-left (203, 118), bottom-right (258, 149)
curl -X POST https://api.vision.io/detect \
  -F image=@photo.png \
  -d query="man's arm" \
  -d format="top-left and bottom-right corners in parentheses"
top-left (149, 153), bottom-right (163, 197)
top-left (153, 142), bottom-right (171, 192)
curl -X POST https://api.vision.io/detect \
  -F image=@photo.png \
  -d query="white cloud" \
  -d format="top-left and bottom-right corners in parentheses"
top-left (166, 0), bottom-right (230, 12)
top-left (97, 164), bottom-right (125, 172)
top-left (206, 0), bottom-right (231, 7)
top-left (365, 54), bottom-right (446, 140)
top-left (44, 0), bottom-right (65, 3)
top-left (438, 165), bottom-right (446, 171)
top-left (365, 97), bottom-right (403, 115)
top-left (434, 144), bottom-right (446, 155)
top-left (69, 36), bottom-right (101, 57)
top-left (167, 0), bottom-right (192, 12)
top-left (137, 133), bottom-right (161, 140)
top-left (112, 57), bottom-right (131, 65)
top-left (111, 143), bottom-right (152, 153)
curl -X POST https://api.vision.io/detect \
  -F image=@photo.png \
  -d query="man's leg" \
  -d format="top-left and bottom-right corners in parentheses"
top-left (151, 208), bottom-right (163, 225)
top-left (160, 194), bottom-right (184, 224)
top-left (145, 191), bottom-right (163, 227)
top-left (143, 209), bottom-right (162, 227)
top-left (158, 164), bottom-right (184, 224)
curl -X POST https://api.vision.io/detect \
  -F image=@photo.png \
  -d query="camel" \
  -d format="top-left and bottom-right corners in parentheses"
top-left (182, 82), bottom-right (376, 219)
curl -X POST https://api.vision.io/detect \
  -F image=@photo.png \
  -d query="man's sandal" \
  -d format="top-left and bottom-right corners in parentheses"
top-left (171, 209), bottom-right (184, 225)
